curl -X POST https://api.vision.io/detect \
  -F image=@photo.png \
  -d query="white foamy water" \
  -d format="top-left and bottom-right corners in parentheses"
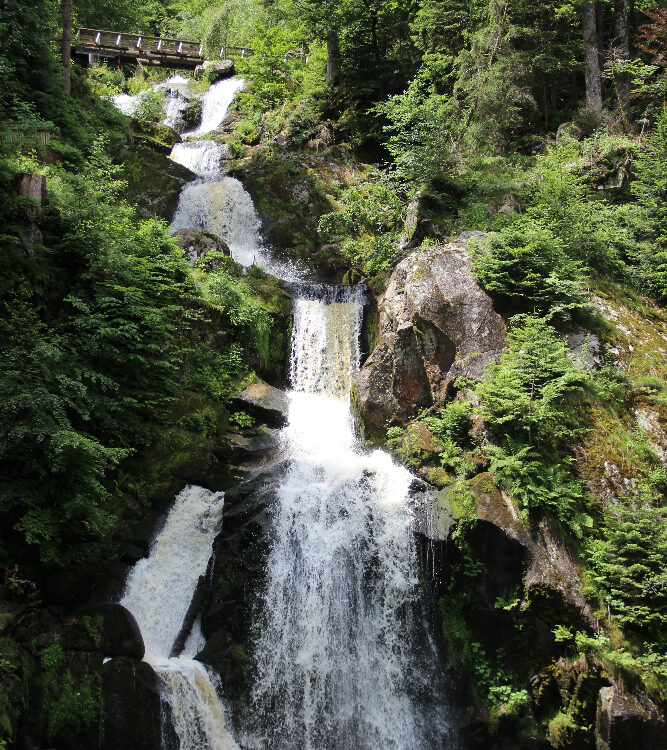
top-left (170, 141), bottom-right (227, 178)
top-left (111, 75), bottom-right (195, 129)
top-left (184, 77), bottom-right (245, 137)
top-left (120, 485), bottom-right (239, 750)
top-left (171, 176), bottom-right (302, 280)
top-left (240, 290), bottom-right (455, 750)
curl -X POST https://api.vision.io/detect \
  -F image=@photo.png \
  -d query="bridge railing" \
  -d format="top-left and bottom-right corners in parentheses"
top-left (75, 28), bottom-right (203, 58)
top-left (218, 44), bottom-right (310, 63)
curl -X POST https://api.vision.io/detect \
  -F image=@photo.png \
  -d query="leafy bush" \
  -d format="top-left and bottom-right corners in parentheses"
top-left (471, 221), bottom-right (587, 320)
top-left (134, 89), bottom-right (166, 123)
top-left (319, 182), bottom-right (405, 274)
top-left (477, 315), bottom-right (592, 448)
top-left (587, 505), bottom-right (667, 644)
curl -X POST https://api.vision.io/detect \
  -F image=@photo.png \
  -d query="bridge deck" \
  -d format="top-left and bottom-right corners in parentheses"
top-left (74, 28), bottom-right (205, 69)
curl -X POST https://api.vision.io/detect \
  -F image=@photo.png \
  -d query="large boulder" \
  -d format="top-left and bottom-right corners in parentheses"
top-left (102, 658), bottom-right (161, 750)
top-left (195, 59), bottom-right (235, 82)
top-left (123, 145), bottom-right (196, 221)
top-left (172, 227), bottom-right (230, 261)
top-left (354, 233), bottom-right (506, 439)
top-left (231, 379), bottom-right (289, 427)
top-left (78, 602), bottom-right (145, 659)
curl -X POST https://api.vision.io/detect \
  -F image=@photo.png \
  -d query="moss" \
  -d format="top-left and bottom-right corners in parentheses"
top-left (231, 146), bottom-right (366, 266)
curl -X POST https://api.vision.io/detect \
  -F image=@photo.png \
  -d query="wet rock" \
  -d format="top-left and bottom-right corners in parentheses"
top-left (354, 234), bottom-right (506, 439)
top-left (77, 603), bottom-right (145, 659)
top-left (102, 658), bottom-right (161, 750)
top-left (231, 379), bottom-right (289, 427)
top-left (218, 427), bottom-right (280, 463)
top-left (200, 467), bottom-right (285, 705)
top-left (172, 227), bottom-right (230, 261)
top-left (196, 59), bottom-right (235, 82)
top-left (130, 120), bottom-right (182, 153)
top-left (180, 97), bottom-right (203, 131)
top-left (595, 685), bottom-right (667, 750)
top-left (123, 145), bottom-right (196, 221)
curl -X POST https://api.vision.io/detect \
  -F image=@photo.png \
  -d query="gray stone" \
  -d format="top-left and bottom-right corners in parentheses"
top-left (568, 329), bottom-right (603, 370)
top-left (173, 227), bottom-right (230, 261)
top-left (102, 658), bottom-right (161, 750)
top-left (195, 59), bottom-right (235, 82)
top-left (596, 685), bottom-right (667, 750)
top-left (354, 234), bottom-right (506, 438)
top-left (18, 173), bottom-right (46, 204)
top-left (232, 379), bottom-right (289, 427)
top-left (78, 602), bottom-right (145, 659)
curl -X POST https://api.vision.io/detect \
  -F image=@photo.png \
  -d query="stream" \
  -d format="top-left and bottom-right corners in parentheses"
top-left (114, 73), bottom-right (456, 750)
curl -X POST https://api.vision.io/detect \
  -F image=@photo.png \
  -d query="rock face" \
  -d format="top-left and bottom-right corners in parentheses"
top-left (354, 234), bottom-right (506, 438)
top-left (231, 379), bottom-right (289, 427)
top-left (595, 685), bottom-right (667, 750)
top-left (123, 145), bottom-right (196, 221)
top-left (102, 658), bottom-right (161, 750)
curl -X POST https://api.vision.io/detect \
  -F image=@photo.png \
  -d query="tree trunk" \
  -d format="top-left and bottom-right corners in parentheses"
top-left (61, 0), bottom-right (72, 94)
top-left (326, 28), bottom-right (340, 85)
top-left (614, 0), bottom-right (631, 112)
top-left (582, 1), bottom-right (602, 114)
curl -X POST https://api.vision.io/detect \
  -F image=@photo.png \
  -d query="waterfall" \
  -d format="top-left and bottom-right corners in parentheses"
top-left (120, 485), bottom-right (239, 750)
top-left (184, 77), bottom-right (245, 137)
top-left (113, 70), bottom-right (453, 749)
top-left (112, 74), bottom-right (193, 129)
top-left (167, 79), bottom-right (302, 282)
top-left (239, 289), bottom-right (455, 750)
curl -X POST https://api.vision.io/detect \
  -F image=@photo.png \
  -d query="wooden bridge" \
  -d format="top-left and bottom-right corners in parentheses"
top-left (73, 28), bottom-right (310, 70)
top-left (74, 28), bottom-right (205, 69)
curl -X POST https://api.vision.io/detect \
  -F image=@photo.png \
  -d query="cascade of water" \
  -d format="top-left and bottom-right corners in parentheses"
top-left (170, 173), bottom-right (302, 281)
top-left (240, 289), bottom-right (455, 750)
top-left (111, 75), bottom-right (193, 129)
top-left (120, 485), bottom-right (238, 750)
top-left (184, 77), bottom-right (245, 137)
top-left (170, 141), bottom-right (228, 178)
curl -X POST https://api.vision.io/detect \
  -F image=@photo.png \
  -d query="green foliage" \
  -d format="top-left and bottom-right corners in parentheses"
top-left (386, 425), bottom-right (404, 440)
top-left (473, 316), bottom-right (595, 536)
top-left (471, 221), bottom-right (587, 319)
top-left (587, 506), bottom-right (667, 645)
top-left (236, 24), bottom-right (305, 113)
top-left (477, 315), bottom-right (592, 447)
top-left (630, 107), bottom-right (667, 301)
top-left (134, 89), bottom-right (167, 124)
top-left (319, 181), bottom-right (404, 274)
top-left (229, 411), bottom-right (255, 428)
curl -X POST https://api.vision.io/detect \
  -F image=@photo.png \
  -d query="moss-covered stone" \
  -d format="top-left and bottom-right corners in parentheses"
top-left (121, 144), bottom-right (195, 221)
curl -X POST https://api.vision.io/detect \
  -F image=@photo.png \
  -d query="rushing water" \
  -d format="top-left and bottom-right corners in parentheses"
top-left (236, 290), bottom-right (454, 750)
top-left (184, 77), bottom-right (245, 137)
top-left (120, 486), bottom-right (239, 750)
top-left (116, 71), bottom-right (454, 750)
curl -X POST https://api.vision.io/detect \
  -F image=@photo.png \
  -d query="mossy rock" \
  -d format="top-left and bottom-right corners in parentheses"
top-left (121, 144), bottom-right (195, 221)
top-left (76, 604), bottom-right (144, 660)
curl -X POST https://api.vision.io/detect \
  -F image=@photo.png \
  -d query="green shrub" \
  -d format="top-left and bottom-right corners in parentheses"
top-left (471, 221), bottom-right (587, 319)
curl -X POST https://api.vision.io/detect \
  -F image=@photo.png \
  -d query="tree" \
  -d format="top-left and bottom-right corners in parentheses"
top-left (61, 0), bottom-right (71, 94)
top-left (613, 0), bottom-right (631, 112)
top-left (477, 315), bottom-right (592, 448)
top-left (582, 1), bottom-right (603, 114)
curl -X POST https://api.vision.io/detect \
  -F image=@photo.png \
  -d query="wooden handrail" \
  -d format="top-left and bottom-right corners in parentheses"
top-left (76, 28), bottom-right (201, 46)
